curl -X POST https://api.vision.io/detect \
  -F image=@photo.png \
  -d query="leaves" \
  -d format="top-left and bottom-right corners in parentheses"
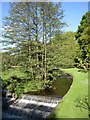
top-left (75, 12), bottom-right (90, 69)
top-left (1, 2), bottom-right (66, 97)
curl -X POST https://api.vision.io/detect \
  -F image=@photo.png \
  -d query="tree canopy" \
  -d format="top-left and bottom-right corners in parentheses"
top-left (1, 3), bottom-right (89, 98)
top-left (75, 12), bottom-right (90, 69)
top-left (1, 2), bottom-right (66, 96)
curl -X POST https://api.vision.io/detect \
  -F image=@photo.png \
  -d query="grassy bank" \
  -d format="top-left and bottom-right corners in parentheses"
top-left (49, 68), bottom-right (88, 118)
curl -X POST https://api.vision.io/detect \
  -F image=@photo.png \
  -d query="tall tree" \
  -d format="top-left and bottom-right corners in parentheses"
top-left (2, 3), bottom-right (37, 76)
top-left (75, 12), bottom-right (90, 69)
top-left (2, 3), bottom-right (32, 68)
top-left (39, 2), bottom-right (65, 81)
top-left (2, 2), bottom-right (65, 82)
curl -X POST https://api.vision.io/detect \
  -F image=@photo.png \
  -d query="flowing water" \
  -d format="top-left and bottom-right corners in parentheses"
top-left (2, 70), bottom-right (73, 120)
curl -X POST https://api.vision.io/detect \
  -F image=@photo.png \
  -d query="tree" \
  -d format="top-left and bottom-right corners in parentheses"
top-left (75, 12), bottom-right (90, 69)
top-left (2, 2), bottom-right (65, 95)
top-left (47, 31), bottom-right (78, 68)
top-left (2, 3), bottom-right (41, 78)
top-left (39, 2), bottom-right (65, 81)
top-left (2, 3), bottom-right (33, 71)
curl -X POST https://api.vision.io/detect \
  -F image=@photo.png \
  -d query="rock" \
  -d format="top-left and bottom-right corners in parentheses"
top-left (2, 97), bottom-right (9, 110)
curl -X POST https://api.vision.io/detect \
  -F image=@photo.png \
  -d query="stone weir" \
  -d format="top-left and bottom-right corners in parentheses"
top-left (2, 95), bottom-right (62, 120)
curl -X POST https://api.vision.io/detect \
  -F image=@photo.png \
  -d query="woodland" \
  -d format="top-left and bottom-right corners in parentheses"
top-left (1, 2), bottom-right (90, 98)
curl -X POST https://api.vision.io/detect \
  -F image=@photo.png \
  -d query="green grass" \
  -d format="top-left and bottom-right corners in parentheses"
top-left (2, 68), bottom-right (28, 80)
top-left (49, 68), bottom-right (88, 118)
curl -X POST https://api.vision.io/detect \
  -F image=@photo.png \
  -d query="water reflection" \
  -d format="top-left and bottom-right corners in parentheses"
top-left (24, 70), bottom-right (73, 97)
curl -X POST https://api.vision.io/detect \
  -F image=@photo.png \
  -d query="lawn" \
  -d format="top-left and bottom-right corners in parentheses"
top-left (49, 68), bottom-right (88, 118)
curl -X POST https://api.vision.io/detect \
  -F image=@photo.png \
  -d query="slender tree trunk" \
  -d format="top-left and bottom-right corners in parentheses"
top-left (41, 5), bottom-right (47, 81)
top-left (44, 43), bottom-right (47, 81)
top-left (49, 24), bottom-right (52, 43)
top-left (42, 7), bottom-right (45, 80)
top-left (42, 23), bottom-right (44, 67)
top-left (35, 5), bottom-right (39, 68)
top-left (27, 3), bottom-right (33, 79)
top-left (42, 26), bottom-right (44, 80)
top-left (44, 25), bottom-right (47, 81)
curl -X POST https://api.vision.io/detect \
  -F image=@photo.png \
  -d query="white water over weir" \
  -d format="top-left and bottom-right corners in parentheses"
top-left (2, 95), bottom-right (62, 120)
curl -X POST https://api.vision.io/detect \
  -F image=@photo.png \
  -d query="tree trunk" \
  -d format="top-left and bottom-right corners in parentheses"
top-left (27, 3), bottom-right (33, 79)
top-left (35, 5), bottom-right (39, 68)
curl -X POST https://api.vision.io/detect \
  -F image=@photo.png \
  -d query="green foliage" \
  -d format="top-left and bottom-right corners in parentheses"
top-left (2, 68), bottom-right (53, 97)
top-left (76, 96), bottom-right (89, 111)
top-left (24, 80), bottom-right (43, 93)
top-left (14, 83), bottom-right (24, 98)
top-left (2, 68), bottom-right (28, 80)
top-left (75, 12), bottom-right (90, 70)
top-left (2, 2), bottom-right (80, 98)
top-left (43, 80), bottom-right (53, 89)
top-left (75, 95), bottom-right (90, 118)
top-left (2, 2), bottom-right (65, 82)
top-left (48, 32), bottom-right (78, 68)
top-left (2, 31), bottom-right (78, 97)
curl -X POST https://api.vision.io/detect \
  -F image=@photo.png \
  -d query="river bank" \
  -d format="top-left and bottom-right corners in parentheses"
top-left (49, 68), bottom-right (88, 118)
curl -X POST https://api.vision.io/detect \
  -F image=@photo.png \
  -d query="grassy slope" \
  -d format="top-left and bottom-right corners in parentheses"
top-left (50, 68), bottom-right (88, 118)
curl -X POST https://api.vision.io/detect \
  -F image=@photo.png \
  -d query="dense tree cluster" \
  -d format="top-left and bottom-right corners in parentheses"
top-left (1, 2), bottom-right (89, 97)
top-left (75, 12), bottom-right (90, 69)
top-left (2, 2), bottom-right (65, 96)
top-left (2, 2), bottom-right (64, 79)
top-left (51, 32), bottom-right (78, 68)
